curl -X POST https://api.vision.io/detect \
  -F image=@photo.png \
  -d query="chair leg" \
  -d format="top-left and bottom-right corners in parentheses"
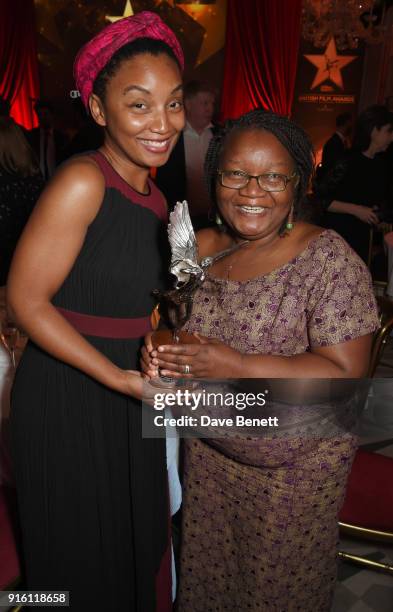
top-left (339, 521), bottom-right (393, 543)
top-left (338, 550), bottom-right (393, 574)
top-left (367, 227), bottom-right (374, 269)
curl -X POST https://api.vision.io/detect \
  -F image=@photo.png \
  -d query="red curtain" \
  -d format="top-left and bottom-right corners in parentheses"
top-left (220, 0), bottom-right (302, 121)
top-left (0, 0), bottom-right (39, 128)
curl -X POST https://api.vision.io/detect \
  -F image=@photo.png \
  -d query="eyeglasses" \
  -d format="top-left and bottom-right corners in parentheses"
top-left (217, 170), bottom-right (298, 192)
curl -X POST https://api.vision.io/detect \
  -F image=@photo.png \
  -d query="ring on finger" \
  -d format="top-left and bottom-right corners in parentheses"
top-left (184, 364), bottom-right (191, 375)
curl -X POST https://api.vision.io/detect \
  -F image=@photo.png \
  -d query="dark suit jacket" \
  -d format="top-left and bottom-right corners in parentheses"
top-left (26, 127), bottom-right (68, 167)
top-left (155, 133), bottom-right (187, 211)
top-left (155, 125), bottom-right (219, 211)
top-left (321, 133), bottom-right (346, 175)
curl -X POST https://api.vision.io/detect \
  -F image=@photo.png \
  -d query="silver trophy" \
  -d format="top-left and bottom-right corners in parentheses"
top-left (152, 200), bottom-right (247, 346)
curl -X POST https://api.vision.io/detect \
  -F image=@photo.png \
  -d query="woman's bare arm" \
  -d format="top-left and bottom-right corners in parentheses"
top-left (151, 333), bottom-right (373, 379)
top-left (238, 333), bottom-right (372, 378)
top-left (7, 158), bottom-right (142, 397)
top-left (327, 201), bottom-right (379, 224)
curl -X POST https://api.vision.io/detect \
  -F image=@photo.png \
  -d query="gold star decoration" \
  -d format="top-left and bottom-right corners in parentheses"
top-left (304, 38), bottom-right (357, 90)
top-left (106, 0), bottom-right (134, 24)
top-left (155, 0), bottom-right (176, 6)
top-left (177, 0), bottom-right (227, 66)
top-left (34, 0), bottom-right (63, 50)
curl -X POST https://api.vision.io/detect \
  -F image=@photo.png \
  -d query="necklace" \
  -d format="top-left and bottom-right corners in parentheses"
top-left (223, 234), bottom-right (285, 280)
top-left (219, 240), bottom-right (250, 280)
top-left (225, 254), bottom-right (248, 280)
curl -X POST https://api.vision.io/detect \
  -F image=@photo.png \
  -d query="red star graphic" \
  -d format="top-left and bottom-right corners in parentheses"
top-left (304, 38), bottom-right (357, 90)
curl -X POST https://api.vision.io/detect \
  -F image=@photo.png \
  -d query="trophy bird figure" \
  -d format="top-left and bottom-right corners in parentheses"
top-left (153, 201), bottom-right (247, 337)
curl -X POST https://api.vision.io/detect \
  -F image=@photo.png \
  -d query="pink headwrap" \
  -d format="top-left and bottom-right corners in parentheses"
top-left (74, 11), bottom-right (184, 109)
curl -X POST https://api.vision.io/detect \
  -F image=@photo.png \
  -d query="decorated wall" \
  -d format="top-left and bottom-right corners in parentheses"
top-left (31, 0), bottom-right (390, 147)
top-left (291, 37), bottom-right (365, 162)
top-left (34, 0), bottom-right (227, 131)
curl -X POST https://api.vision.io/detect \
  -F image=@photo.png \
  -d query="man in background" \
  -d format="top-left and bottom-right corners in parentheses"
top-left (63, 99), bottom-right (104, 159)
top-left (26, 100), bottom-right (67, 181)
top-left (320, 111), bottom-right (353, 176)
top-left (155, 80), bottom-right (217, 229)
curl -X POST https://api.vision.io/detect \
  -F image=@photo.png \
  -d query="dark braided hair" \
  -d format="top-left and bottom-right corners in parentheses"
top-left (205, 109), bottom-right (315, 216)
top-left (93, 37), bottom-right (181, 104)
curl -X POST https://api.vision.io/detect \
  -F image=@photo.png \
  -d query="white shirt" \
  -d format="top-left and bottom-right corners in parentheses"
top-left (183, 121), bottom-right (213, 217)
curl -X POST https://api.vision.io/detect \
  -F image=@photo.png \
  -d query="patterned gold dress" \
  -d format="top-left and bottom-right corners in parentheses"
top-left (177, 230), bottom-right (379, 612)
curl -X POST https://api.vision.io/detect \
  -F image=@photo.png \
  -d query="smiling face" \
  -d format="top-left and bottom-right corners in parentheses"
top-left (90, 52), bottom-right (185, 169)
top-left (216, 128), bottom-right (298, 242)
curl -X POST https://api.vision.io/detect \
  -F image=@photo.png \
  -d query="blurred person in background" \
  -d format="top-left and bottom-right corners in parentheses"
top-left (315, 105), bottom-right (393, 262)
top-left (26, 100), bottom-right (68, 181)
top-left (155, 80), bottom-right (218, 228)
top-left (320, 111), bottom-right (353, 175)
top-left (0, 117), bottom-right (44, 286)
top-left (63, 98), bottom-right (104, 159)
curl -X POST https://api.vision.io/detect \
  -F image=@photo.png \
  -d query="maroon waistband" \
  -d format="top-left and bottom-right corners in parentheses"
top-left (57, 307), bottom-right (152, 339)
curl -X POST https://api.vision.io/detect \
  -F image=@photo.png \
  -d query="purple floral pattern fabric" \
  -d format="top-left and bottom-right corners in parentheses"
top-left (184, 230), bottom-right (378, 354)
top-left (177, 231), bottom-right (379, 612)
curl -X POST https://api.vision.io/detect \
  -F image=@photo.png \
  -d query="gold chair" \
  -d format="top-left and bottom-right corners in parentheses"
top-left (338, 296), bottom-right (393, 574)
top-left (367, 222), bottom-right (393, 270)
top-left (338, 523), bottom-right (393, 574)
top-left (368, 295), bottom-right (393, 377)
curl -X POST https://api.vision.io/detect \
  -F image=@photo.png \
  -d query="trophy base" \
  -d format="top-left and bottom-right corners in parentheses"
top-left (151, 329), bottom-right (201, 348)
top-left (148, 376), bottom-right (177, 389)
top-left (149, 330), bottom-right (201, 387)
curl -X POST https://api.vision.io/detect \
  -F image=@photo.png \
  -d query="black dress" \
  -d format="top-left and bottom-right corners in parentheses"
top-left (320, 132), bottom-right (346, 175)
top-left (315, 150), bottom-right (392, 262)
top-left (10, 151), bottom-right (171, 611)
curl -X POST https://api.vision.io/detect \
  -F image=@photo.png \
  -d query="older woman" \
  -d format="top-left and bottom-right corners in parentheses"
top-left (145, 110), bottom-right (379, 611)
top-left (7, 12), bottom-right (184, 611)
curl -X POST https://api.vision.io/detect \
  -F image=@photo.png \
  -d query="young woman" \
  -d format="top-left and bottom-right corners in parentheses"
top-left (7, 12), bottom-right (184, 611)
